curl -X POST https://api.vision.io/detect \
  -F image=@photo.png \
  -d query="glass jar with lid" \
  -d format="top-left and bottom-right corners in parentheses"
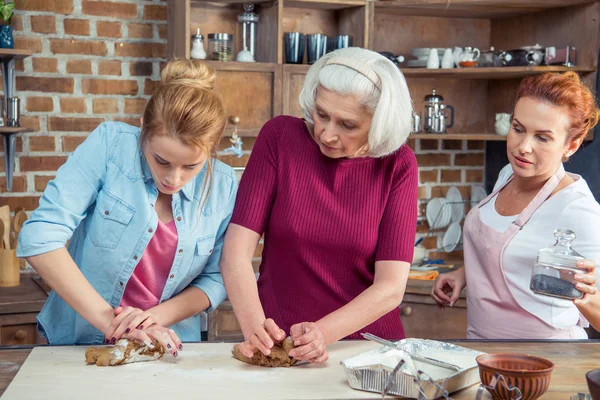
top-left (530, 228), bottom-right (586, 300)
top-left (208, 33), bottom-right (234, 62)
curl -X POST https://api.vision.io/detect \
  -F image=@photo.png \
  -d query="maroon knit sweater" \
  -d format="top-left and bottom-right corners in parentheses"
top-left (231, 116), bottom-right (418, 340)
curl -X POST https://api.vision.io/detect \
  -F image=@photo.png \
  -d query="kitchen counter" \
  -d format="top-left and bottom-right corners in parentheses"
top-left (0, 340), bottom-right (597, 399)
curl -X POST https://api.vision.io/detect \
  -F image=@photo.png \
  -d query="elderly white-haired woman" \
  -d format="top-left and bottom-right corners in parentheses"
top-left (222, 47), bottom-right (417, 364)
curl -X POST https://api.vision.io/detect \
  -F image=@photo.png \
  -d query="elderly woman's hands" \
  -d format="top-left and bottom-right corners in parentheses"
top-left (288, 322), bottom-right (329, 364)
top-left (238, 318), bottom-right (287, 358)
top-left (573, 259), bottom-right (598, 306)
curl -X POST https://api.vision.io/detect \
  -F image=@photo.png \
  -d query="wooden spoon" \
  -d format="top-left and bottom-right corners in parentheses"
top-left (0, 219), bottom-right (5, 249)
top-left (12, 211), bottom-right (27, 249)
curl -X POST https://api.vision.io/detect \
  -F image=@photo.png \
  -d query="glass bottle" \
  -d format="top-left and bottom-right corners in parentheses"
top-left (190, 28), bottom-right (206, 60)
top-left (238, 4), bottom-right (259, 60)
top-left (530, 228), bottom-right (586, 300)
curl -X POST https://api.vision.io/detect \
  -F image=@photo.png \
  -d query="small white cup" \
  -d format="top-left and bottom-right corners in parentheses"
top-left (441, 48), bottom-right (454, 69)
top-left (426, 48), bottom-right (440, 69)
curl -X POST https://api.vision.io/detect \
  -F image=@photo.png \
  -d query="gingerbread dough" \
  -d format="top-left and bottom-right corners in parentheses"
top-left (232, 337), bottom-right (298, 367)
top-left (85, 338), bottom-right (165, 366)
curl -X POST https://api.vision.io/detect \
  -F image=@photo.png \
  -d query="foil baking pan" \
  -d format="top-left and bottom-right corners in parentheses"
top-left (340, 338), bottom-right (485, 399)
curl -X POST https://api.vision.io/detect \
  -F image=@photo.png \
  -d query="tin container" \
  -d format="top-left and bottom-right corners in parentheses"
top-left (341, 338), bottom-right (484, 399)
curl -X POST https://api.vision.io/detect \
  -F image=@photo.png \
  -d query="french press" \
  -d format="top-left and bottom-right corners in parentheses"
top-left (423, 89), bottom-right (455, 133)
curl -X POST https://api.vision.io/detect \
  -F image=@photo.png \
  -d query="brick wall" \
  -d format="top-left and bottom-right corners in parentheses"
top-left (2, 0), bottom-right (485, 261)
top-left (0, 0), bottom-right (167, 210)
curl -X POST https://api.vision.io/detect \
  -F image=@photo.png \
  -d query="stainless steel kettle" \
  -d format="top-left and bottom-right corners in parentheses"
top-left (423, 89), bottom-right (454, 133)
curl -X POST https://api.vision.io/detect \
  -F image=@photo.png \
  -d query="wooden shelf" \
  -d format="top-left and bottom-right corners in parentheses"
top-left (0, 49), bottom-right (34, 61)
top-left (285, 0), bottom-right (366, 9)
top-left (200, 60), bottom-right (280, 72)
top-left (0, 127), bottom-right (33, 135)
top-left (374, 0), bottom-right (597, 18)
top-left (191, 0), bottom-right (273, 5)
top-left (411, 133), bottom-right (506, 141)
top-left (281, 64), bottom-right (596, 79)
top-left (401, 66), bottom-right (597, 79)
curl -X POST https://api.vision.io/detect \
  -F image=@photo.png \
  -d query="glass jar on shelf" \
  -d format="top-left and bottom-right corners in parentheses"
top-left (208, 33), bottom-right (234, 62)
top-left (530, 228), bottom-right (586, 300)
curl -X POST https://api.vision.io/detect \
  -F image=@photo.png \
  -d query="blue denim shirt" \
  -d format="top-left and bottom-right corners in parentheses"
top-left (17, 122), bottom-right (237, 345)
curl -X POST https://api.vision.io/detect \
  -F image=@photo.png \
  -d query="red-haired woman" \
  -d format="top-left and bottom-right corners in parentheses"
top-left (432, 72), bottom-right (600, 339)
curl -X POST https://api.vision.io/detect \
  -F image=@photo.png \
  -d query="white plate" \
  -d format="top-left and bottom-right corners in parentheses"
top-left (446, 186), bottom-right (464, 223)
top-left (471, 186), bottom-right (487, 205)
top-left (411, 48), bottom-right (445, 57)
top-left (407, 59), bottom-right (428, 68)
top-left (442, 222), bottom-right (462, 252)
top-left (426, 197), bottom-right (448, 229)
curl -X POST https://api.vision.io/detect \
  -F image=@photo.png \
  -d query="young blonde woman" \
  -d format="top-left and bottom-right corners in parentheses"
top-left (18, 59), bottom-right (237, 356)
top-left (432, 72), bottom-right (600, 339)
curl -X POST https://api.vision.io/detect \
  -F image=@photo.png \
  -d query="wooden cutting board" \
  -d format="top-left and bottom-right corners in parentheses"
top-left (2, 341), bottom-right (387, 400)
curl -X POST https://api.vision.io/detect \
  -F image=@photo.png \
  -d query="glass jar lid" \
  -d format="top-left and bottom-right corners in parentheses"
top-left (424, 89), bottom-right (443, 103)
top-left (536, 228), bottom-right (585, 270)
top-left (238, 3), bottom-right (259, 23)
top-left (208, 33), bottom-right (233, 41)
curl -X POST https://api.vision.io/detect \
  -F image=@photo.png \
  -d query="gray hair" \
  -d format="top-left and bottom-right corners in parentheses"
top-left (299, 47), bottom-right (413, 157)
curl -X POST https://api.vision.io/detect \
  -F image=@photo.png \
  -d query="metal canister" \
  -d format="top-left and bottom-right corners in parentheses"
top-left (411, 112), bottom-right (421, 133)
top-left (6, 97), bottom-right (19, 127)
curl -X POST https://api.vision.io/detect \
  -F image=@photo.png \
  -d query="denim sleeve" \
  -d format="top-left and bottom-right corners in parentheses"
top-left (189, 174), bottom-right (238, 312)
top-left (17, 123), bottom-right (110, 257)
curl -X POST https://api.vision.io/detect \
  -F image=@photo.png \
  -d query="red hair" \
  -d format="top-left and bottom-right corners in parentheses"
top-left (516, 71), bottom-right (600, 141)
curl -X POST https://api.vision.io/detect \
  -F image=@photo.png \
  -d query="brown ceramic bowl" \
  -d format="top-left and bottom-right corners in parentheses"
top-left (587, 369), bottom-right (600, 400)
top-left (476, 353), bottom-right (554, 400)
top-left (459, 60), bottom-right (477, 68)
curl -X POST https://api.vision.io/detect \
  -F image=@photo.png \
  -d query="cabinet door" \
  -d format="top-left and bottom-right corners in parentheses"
top-left (211, 63), bottom-right (283, 138)
top-left (1, 324), bottom-right (46, 346)
top-left (400, 300), bottom-right (467, 340)
top-left (282, 65), bottom-right (308, 118)
top-left (208, 301), bottom-right (244, 342)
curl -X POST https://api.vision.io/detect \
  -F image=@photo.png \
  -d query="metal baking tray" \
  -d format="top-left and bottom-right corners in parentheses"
top-left (340, 338), bottom-right (485, 399)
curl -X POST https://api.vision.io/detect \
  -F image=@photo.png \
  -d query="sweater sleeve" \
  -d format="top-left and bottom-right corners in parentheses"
top-left (375, 146), bottom-right (419, 262)
top-left (230, 116), bottom-right (284, 235)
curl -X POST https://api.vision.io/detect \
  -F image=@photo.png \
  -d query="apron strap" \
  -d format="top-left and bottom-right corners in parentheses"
top-left (513, 164), bottom-right (566, 228)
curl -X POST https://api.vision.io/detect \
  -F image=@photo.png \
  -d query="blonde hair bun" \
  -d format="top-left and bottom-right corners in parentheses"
top-left (160, 58), bottom-right (217, 90)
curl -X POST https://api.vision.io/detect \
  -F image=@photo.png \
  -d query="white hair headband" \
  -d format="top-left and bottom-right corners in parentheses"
top-left (324, 57), bottom-right (382, 92)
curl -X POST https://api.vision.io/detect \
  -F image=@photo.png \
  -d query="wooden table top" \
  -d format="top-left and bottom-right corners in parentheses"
top-left (0, 340), bottom-right (597, 398)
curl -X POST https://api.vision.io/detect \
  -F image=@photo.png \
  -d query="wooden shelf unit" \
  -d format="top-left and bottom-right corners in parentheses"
top-left (167, 0), bottom-right (600, 139)
top-left (373, 0), bottom-right (598, 18)
top-left (411, 133), bottom-right (507, 141)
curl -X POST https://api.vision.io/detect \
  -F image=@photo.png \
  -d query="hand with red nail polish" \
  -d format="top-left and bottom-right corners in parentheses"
top-left (104, 306), bottom-right (157, 343)
top-left (125, 325), bottom-right (182, 359)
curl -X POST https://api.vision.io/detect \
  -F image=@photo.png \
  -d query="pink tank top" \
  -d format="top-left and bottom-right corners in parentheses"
top-left (120, 219), bottom-right (178, 310)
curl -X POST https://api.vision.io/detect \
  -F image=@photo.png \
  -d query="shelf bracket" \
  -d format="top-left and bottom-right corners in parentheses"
top-left (2, 133), bottom-right (15, 191)
top-left (1, 56), bottom-right (16, 192)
